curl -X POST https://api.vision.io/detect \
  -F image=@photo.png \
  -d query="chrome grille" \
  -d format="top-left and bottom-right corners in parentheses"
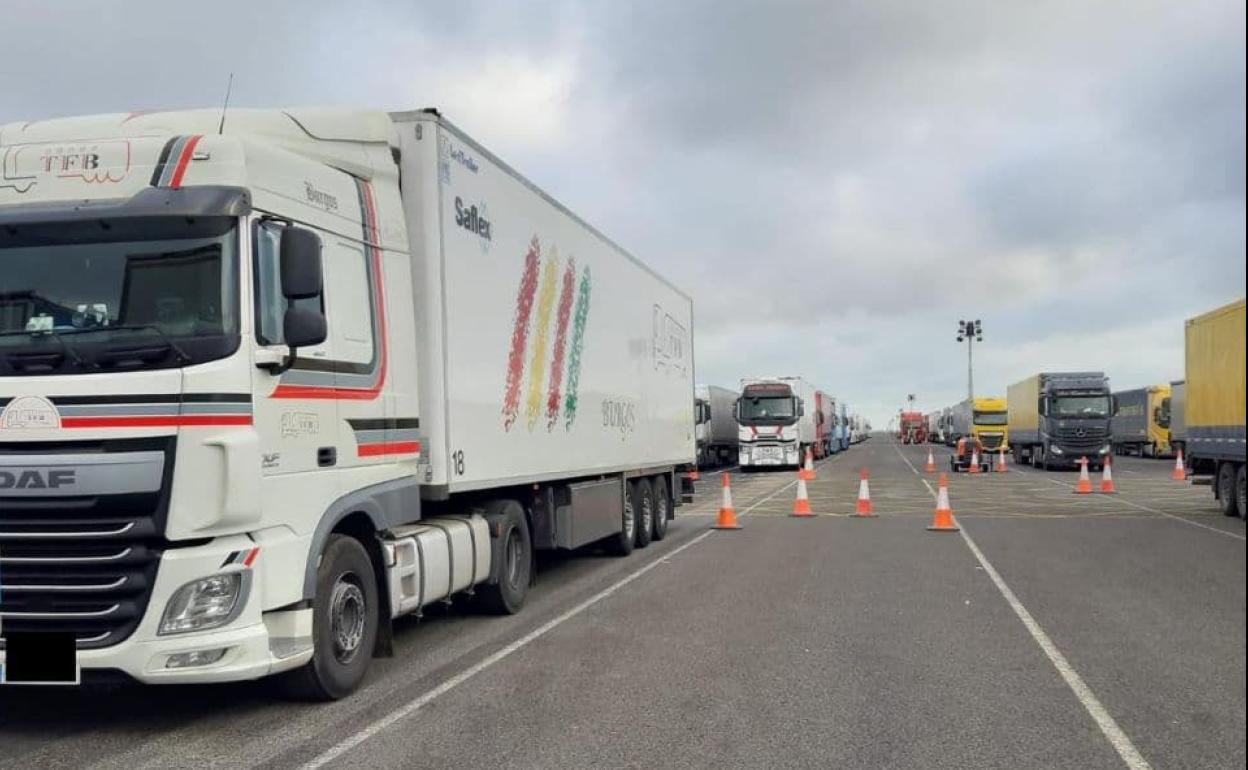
top-left (0, 437), bottom-right (170, 650)
top-left (1054, 425), bottom-right (1108, 451)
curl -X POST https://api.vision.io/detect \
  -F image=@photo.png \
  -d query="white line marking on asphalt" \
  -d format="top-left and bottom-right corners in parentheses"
top-left (1014, 466), bottom-right (1245, 541)
top-left (893, 443), bottom-right (1153, 770)
top-left (302, 472), bottom-right (798, 770)
top-left (957, 529), bottom-right (1152, 770)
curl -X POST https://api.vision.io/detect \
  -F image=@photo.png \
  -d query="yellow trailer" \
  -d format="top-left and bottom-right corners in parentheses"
top-left (1185, 298), bottom-right (1246, 518)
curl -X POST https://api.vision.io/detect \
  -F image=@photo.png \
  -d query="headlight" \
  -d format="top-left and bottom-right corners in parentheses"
top-left (1099, 445), bottom-right (1110, 455)
top-left (1049, 445), bottom-right (1063, 455)
top-left (160, 573), bottom-right (246, 635)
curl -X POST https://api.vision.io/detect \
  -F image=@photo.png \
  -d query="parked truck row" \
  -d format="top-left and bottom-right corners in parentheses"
top-left (917, 297), bottom-right (1241, 516)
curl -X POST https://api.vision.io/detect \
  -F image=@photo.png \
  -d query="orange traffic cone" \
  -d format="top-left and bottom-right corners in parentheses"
top-left (996, 447), bottom-right (1008, 473)
top-left (1074, 457), bottom-right (1093, 494)
top-left (924, 448), bottom-right (937, 473)
top-left (855, 468), bottom-right (875, 517)
top-left (1172, 450), bottom-right (1187, 481)
top-left (1100, 455), bottom-right (1116, 494)
top-left (927, 473), bottom-right (958, 531)
top-left (792, 471), bottom-right (814, 517)
top-left (714, 472), bottom-right (742, 530)
top-left (968, 446), bottom-right (982, 474)
top-left (800, 448), bottom-right (816, 480)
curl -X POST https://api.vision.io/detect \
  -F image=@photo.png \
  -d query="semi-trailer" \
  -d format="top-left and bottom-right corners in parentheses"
top-left (836, 401), bottom-right (851, 452)
top-left (815, 391), bottom-right (837, 457)
top-left (0, 107), bottom-right (693, 696)
top-left (1183, 299), bottom-right (1245, 518)
top-left (695, 384), bottom-right (739, 468)
top-left (1168, 380), bottom-right (1187, 458)
top-left (737, 376), bottom-right (822, 469)
top-left (1110, 385), bottom-right (1173, 457)
top-left (1008, 372), bottom-right (1113, 470)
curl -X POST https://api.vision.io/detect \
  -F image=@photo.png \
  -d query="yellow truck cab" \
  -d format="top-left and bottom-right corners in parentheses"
top-left (971, 396), bottom-right (1009, 452)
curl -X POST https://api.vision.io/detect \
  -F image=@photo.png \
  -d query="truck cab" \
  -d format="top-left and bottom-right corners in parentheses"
top-left (736, 380), bottom-right (804, 469)
top-left (1038, 375), bottom-right (1113, 470)
top-left (970, 396), bottom-right (1009, 452)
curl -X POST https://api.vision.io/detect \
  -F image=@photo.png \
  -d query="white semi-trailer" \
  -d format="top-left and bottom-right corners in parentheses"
top-left (0, 108), bottom-right (693, 697)
top-left (694, 384), bottom-right (738, 468)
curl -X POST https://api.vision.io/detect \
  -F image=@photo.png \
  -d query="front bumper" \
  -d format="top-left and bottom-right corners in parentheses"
top-left (739, 443), bottom-right (801, 467)
top-left (1, 534), bottom-right (311, 686)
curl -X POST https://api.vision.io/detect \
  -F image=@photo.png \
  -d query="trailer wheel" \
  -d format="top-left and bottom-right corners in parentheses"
top-left (1236, 465), bottom-right (1246, 521)
top-left (605, 481), bottom-right (636, 556)
top-left (477, 501), bottom-right (532, 615)
top-left (279, 535), bottom-right (379, 701)
top-left (633, 479), bottom-right (654, 549)
top-left (1215, 462), bottom-right (1238, 517)
top-left (651, 476), bottom-right (670, 541)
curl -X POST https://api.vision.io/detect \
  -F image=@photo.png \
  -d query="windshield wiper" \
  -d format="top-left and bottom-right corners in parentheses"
top-left (0, 329), bottom-right (87, 371)
top-left (59, 324), bottom-right (193, 366)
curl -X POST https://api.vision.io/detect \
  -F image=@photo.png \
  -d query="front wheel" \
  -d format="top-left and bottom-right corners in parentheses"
top-left (279, 535), bottom-right (379, 701)
top-left (477, 501), bottom-right (533, 615)
top-left (1217, 462), bottom-right (1240, 518)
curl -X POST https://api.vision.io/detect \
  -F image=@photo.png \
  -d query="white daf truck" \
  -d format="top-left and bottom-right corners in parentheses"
top-left (0, 108), bottom-right (694, 698)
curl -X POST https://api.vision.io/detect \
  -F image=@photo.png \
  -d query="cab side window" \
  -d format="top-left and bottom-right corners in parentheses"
top-left (253, 221), bottom-right (324, 346)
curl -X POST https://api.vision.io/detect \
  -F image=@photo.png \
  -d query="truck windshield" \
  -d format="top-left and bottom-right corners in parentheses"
top-left (738, 395), bottom-right (796, 424)
top-left (1053, 395), bottom-right (1110, 417)
top-left (0, 230), bottom-right (238, 375)
top-left (974, 411), bottom-right (1008, 425)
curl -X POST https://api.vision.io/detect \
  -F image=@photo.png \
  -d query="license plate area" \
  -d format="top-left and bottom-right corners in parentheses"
top-left (1, 632), bottom-right (80, 685)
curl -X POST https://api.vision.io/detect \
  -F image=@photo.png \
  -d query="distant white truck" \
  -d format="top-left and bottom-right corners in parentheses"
top-left (0, 108), bottom-right (693, 697)
top-left (694, 384), bottom-right (738, 468)
top-left (736, 376), bottom-right (821, 469)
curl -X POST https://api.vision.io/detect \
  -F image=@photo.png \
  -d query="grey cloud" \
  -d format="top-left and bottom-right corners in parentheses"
top-left (0, 0), bottom-right (1242, 426)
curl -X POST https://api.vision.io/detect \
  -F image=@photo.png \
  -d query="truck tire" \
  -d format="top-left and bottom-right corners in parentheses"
top-left (1237, 465), bottom-right (1246, 521)
top-left (1216, 462), bottom-right (1238, 518)
top-left (651, 476), bottom-right (670, 541)
top-left (476, 501), bottom-right (532, 615)
top-left (279, 534), bottom-right (379, 701)
top-left (633, 479), bottom-right (654, 549)
top-left (605, 481), bottom-right (636, 556)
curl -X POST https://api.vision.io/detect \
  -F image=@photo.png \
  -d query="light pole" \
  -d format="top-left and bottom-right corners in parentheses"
top-left (956, 319), bottom-right (982, 401)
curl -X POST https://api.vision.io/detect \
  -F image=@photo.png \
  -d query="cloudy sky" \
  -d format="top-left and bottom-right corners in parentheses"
top-left (4, 0), bottom-right (1243, 426)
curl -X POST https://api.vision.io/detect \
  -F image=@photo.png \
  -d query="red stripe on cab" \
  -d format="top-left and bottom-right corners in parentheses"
top-left (61, 415), bottom-right (253, 428)
top-left (357, 441), bottom-right (421, 457)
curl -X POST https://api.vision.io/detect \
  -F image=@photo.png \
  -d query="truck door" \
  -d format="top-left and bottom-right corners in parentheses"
top-left (250, 220), bottom-right (341, 478)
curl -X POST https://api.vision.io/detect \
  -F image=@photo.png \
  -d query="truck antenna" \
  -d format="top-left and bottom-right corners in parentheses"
top-left (217, 72), bottom-right (235, 135)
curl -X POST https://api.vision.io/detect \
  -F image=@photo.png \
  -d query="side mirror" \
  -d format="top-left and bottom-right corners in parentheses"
top-left (1037, 397), bottom-right (1046, 416)
top-left (284, 305), bottom-right (327, 349)
top-left (280, 227), bottom-right (324, 299)
top-left (733, 398), bottom-right (741, 422)
top-left (796, 398), bottom-right (805, 417)
top-left (1111, 395), bottom-right (1119, 415)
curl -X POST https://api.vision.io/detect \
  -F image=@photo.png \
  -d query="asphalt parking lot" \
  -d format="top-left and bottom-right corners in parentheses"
top-left (1, 438), bottom-right (1243, 769)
